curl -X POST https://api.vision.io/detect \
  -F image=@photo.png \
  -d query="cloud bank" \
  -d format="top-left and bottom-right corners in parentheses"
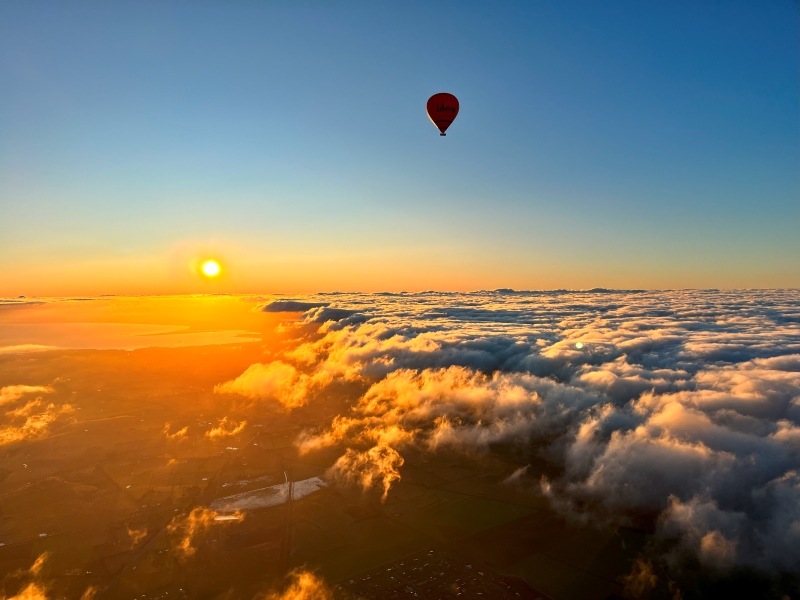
top-left (225, 290), bottom-right (800, 574)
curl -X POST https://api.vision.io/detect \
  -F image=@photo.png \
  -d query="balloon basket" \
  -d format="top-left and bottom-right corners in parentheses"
top-left (440, 133), bottom-right (446, 136)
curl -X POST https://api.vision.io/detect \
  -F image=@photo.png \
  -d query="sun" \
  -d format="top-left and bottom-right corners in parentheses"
top-left (201, 260), bottom-right (221, 277)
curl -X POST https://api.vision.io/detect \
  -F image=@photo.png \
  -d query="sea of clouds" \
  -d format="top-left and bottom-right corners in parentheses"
top-left (216, 289), bottom-right (800, 574)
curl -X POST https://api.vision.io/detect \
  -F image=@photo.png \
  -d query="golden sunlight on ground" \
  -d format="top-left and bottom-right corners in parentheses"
top-left (201, 260), bottom-right (221, 277)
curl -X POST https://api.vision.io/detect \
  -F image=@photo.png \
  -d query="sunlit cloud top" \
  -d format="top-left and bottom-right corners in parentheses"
top-left (223, 288), bottom-right (800, 573)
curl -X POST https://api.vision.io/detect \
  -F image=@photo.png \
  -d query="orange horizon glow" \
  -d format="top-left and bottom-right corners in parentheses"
top-left (3, 267), bottom-right (797, 298)
top-left (2, 237), bottom-right (797, 298)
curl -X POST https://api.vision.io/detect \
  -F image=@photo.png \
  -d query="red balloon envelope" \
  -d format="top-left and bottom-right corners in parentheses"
top-left (427, 93), bottom-right (459, 136)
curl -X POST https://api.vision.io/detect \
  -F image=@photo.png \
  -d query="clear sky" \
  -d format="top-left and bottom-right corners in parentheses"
top-left (1, 1), bottom-right (798, 295)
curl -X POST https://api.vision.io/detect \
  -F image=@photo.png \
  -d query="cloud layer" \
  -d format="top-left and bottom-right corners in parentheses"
top-left (225, 290), bottom-right (800, 573)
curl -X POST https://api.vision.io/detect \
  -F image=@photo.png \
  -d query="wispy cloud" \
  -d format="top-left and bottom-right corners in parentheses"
top-left (167, 507), bottom-right (243, 558)
top-left (260, 569), bottom-right (332, 600)
top-left (0, 398), bottom-right (74, 445)
top-left (0, 553), bottom-right (97, 600)
top-left (0, 345), bottom-right (57, 355)
top-left (0, 385), bottom-right (53, 406)
top-left (205, 417), bottom-right (246, 439)
top-left (502, 465), bottom-right (530, 485)
top-left (126, 525), bottom-right (148, 546)
top-left (1, 582), bottom-right (49, 600)
top-left (327, 444), bottom-right (404, 502)
top-left (163, 423), bottom-right (188, 441)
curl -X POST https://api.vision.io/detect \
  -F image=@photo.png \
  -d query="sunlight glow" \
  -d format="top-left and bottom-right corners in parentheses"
top-left (201, 260), bottom-right (221, 277)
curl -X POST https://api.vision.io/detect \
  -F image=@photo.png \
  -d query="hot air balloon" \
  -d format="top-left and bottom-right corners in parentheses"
top-left (427, 93), bottom-right (459, 136)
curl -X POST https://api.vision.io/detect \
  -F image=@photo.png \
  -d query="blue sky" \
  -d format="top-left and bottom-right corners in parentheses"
top-left (1, 1), bottom-right (797, 293)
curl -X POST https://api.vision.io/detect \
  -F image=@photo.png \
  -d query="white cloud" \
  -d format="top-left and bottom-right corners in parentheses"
top-left (223, 289), bottom-right (800, 573)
